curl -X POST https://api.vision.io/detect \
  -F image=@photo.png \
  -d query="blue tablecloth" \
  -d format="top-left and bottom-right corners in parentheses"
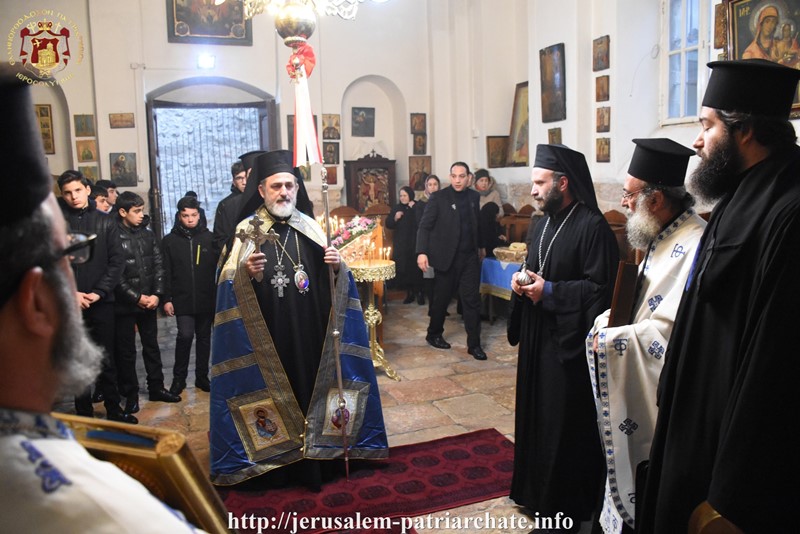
top-left (480, 257), bottom-right (522, 301)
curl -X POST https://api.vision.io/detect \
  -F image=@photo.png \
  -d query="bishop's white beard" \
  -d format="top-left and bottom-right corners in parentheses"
top-left (47, 266), bottom-right (105, 396)
top-left (266, 197), bottom-right (295, 219)
top-left (625, 196), bottom-right (662, 251)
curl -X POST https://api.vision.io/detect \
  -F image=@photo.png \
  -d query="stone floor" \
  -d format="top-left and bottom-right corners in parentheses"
top-left (56, 294), bottom-right (540, 533)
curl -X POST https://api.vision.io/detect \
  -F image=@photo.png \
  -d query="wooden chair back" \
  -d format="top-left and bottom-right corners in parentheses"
top-left (501, 214), bottom-right (531, 244)
top-left (364, 202), bottom-right (390, 221)
top-left (330, 205), bottom-right (359, 221)
top-left (502, 203), bottom-right (517, 215)
top-left (518, 204), bottom-right (535, 216)
top-left (604, 209), bottom-right (637, 263)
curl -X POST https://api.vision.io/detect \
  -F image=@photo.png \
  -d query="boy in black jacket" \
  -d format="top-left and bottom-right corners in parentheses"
top-left (114, 192), bottom-right (180, 415)
top-left (161, 196), bottom-right (217, 395)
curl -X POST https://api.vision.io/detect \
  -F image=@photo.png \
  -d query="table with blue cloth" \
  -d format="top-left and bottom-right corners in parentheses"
top-left (480, 257), bottom-right (522, 323)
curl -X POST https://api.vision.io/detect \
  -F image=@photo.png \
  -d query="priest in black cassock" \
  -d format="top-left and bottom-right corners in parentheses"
top-left (509, 144), bottom-right (618, 531)
top-left (637, 60), bottom-right (800, 534)
top-left (209, 150), bottom-right (387, 488)
top-left (212, 155), bottom-right (256, 258)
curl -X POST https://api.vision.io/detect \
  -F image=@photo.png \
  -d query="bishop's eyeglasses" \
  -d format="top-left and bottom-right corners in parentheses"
top-left (62, 232), bottom-right (97, 265)
top-left (0, 232), bottom-right (96, 308)
top-left (621, 187), bottom-right (646, 200)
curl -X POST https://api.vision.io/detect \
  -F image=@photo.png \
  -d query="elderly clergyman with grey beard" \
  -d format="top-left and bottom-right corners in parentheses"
top-left (585, 138), bottom-right (706, 534)
top-left (0, 65), bottom-right (204, 532)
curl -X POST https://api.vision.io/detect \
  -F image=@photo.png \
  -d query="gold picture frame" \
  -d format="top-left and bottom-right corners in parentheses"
top-left (596, 75), bottom-right (610, 102)
top-left (166, 0), bottom-right (252, 46)
top-left (593, 35), bottom-right (610, 71)
top-left (597, 137), bottom-right (611, 163)
top-left (596, 106), bottom-right (611, 133)
top-left (53, 413), bottom-right (229, 534)
top-left (409, 155), bottom-right (431, 191)
top-left (548, 127), bottom-right (562, 145)
top-left (76, 139), bottom-right (97, 163)
top-left (410, 113), bottom-right (426, 134)
top-left (79, 165), bottom-right (99, 183)
top-left (322, 113), bottom-right (341, 140)
top-left (539, 43), bottom-right (566, 123)
top-left (325, 165), bottom-right (338, 185)
top-left (74, 114), bottom-right (95, 137)
top-left (507, 81), bottom-right (530, 166)
top-left (109, 113), bottom-right (135, 129)
top-left (486, 136), bottom-right (509, 168)
top-left (351, 107), bottom-right (375, 137)
top-left (715, 2), bottom-right (729, 50)
top-left (413, 133), bottom-right (427, 155)
top-left (35, 104), bottom-right (55, 155)
top-left (323, 141), bottom-right (339, 165)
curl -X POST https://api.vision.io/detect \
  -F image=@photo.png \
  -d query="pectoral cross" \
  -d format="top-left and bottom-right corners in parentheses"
top-left (271, 271), bottom-right (290, 297)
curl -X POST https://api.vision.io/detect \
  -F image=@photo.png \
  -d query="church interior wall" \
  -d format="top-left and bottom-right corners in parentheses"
top-left (7, 0), bottom-right (799, 219)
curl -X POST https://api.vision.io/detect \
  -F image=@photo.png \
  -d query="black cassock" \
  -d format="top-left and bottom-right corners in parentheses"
top-left (254, 221), bottom-right (330, 413)
top-left (251, 221), bottom-right (338, 488)
top-left (510, 201), bottom-right (618, 520)
top-left (638, 146), bottom-right (800, 533)
top-left (385, 202), bottom-right (423, 291)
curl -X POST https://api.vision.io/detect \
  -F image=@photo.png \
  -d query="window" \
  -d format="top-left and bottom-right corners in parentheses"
top-left (662, 0), bottom-right (714, 123)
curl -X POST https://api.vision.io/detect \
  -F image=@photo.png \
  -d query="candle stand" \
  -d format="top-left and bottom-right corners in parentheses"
top-left (348, 259), bottom-right (399, 381)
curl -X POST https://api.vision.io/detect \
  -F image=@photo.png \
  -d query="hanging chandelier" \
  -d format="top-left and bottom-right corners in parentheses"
top-left (214, 0), bottom-right (386, 21)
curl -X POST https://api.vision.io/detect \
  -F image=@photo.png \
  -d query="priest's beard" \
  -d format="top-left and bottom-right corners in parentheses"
top-left (541, 183), bottom-right (564, 215)
top-left (626, 194), bottom-right (662, 251)
top-left (46, 266), bottom-right (104, 396)
top-left (266, 196), bottom-right (296, 218)
top-left (690, 128), bottom-right (743, 204)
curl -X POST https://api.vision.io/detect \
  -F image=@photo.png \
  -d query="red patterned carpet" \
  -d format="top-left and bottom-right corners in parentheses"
top-left (219, 428), bottom-right (514, 533)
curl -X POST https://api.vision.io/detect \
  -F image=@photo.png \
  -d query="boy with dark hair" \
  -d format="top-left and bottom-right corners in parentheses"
top-left (95, 179), bottom-right (118, 209)
top-left (173, 190), bottom-right (207, 229)
top-left (114, 191), bottom-right (180, 415)
top-left (90, 184), bottom-right (111, 213)
top-left (161, 195), bottom-right (217, 395)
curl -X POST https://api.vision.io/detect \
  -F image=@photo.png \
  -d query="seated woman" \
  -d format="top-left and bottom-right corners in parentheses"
top-left (473, 170), bottom-right (506, 257)
top-left (479, 202), bottom-right (507, 258)
top-left (386, 186), bottom-right (424, 304)
top-left (473, 169), bottom-right (504, 216)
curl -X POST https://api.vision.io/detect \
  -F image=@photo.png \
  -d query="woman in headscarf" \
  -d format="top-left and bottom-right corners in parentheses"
top-left (385, 186), bottom-right (424, 304)
top-left (473, 169), bottom-right (507, 258)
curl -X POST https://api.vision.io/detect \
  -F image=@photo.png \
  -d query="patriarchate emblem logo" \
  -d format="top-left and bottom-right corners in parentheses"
top-left (7, 10), bottom-right (84, 85)
top-left (19, 19), bottom-right (72, 78)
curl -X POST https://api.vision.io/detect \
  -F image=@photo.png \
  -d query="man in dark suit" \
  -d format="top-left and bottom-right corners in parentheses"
top-left (416, 161), bottom-right (487, 360)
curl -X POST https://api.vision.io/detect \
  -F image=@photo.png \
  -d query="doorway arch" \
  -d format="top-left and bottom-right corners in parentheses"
top-left (341, 75), bottom-right (408, 203)
top-left (145, 77), bottom-right (278, 237)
